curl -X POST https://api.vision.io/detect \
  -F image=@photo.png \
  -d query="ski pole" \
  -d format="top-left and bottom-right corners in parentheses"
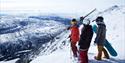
top-left (69, 40), bottom-right (72, 63)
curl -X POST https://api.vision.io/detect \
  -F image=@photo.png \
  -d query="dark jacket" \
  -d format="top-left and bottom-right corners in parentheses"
top-left (78, 25), bottom-right (93, 50)
top-left (95, 22), bottom-right (106, 45)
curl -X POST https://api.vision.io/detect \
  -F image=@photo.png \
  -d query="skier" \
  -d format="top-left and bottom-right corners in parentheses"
top-left (78, 19), bottom-right (93, 63)
top-left (67, 18), bottom-right (80, 57)
top-left (94, 16), bottom-right (110, 60)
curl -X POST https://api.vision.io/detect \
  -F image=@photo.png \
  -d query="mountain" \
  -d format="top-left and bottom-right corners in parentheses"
top-left (0, 15), bottom-right (70, 63)
top-left (0, 5), bottom-right (125, 63)
top-left (30, 5), bottom-right (125, 63)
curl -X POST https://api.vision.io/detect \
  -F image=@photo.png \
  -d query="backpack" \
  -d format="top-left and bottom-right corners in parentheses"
top-left (79, 24), bottom-right (93, 49)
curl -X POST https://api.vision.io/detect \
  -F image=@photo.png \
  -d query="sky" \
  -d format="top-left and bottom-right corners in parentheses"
top-left (0, 0), bottom-right (125, 13)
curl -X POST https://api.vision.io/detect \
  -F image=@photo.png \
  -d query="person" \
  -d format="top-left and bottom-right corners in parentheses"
top-left (68, 18), bottom-right (80, 57)
top-left (94, 16), bottom-right (110, 60)
top-left (78, 19), bottom-right (93, 63)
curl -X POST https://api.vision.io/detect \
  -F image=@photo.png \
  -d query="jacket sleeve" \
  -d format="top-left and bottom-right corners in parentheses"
top-left (95, 26), bottom-right (101, 43)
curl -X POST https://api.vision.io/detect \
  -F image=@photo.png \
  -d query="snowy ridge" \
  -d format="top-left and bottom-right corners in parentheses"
top-left (31, 5), bottom-right (125, 63)
top-left (0, 15), bottom-right (69, 63)
top-left (89, 5), bottom-right (125, 20)
top-left (39, 30), bottom-right (70, 55)
top-left (27, 30), bottom-right (70, 62)
top-left (0, 5), bottom-right (125, 63)
top-left (98, 5), bottom-right (120, 15)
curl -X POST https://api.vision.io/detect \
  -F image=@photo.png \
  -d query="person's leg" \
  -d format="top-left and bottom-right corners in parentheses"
top-left (71, 42), bottom-right (78, 57)
top-left (102, 47), bottom-right (110, 59)
top-left (79, 50), bottom-right (88, 63)
top-left (95, 45), bottom-right (103, 60)
top-left (86, 51), bottom-right (88, 63)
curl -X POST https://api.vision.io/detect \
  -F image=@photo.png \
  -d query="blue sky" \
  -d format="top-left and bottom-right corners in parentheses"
top-left (0, 0), bottom-right (124, 13)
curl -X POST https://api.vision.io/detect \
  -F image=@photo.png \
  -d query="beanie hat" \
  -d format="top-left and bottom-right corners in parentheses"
top-left (96, 16), bottom-right (104, 22)
top-left (71, 18), bottom-right (77, 22)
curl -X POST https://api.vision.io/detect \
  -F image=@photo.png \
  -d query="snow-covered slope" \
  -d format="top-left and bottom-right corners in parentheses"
top-left (0, 15), bottom-right (70, 63)
top-left (0, 5), bottom-right (125, 63)
top-left (30, 5), bottom-right (125, 63)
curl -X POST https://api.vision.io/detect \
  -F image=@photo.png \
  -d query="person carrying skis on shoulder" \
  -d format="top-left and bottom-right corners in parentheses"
top-left (67, 18), bottom-right (80, 57)
top-left (94, 16), bottom-right (110, 60)
top-left (78, 18), bottom-right (93, 63)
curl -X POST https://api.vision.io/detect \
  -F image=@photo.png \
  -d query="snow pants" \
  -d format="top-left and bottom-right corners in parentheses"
top-left (79, 50), bottom-right (88, 63)
top-left (71, 41), bottom-right (78, 57)
top-left (96, 45), bottom-right (109, 60)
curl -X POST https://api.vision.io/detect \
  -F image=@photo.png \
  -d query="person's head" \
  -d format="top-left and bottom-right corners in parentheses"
top-left (83, 19), bottom-right (90, 25)
top-left (96, 16), bottom-right (104, 22)
top-left (71, 18), bottom-right (77, 25)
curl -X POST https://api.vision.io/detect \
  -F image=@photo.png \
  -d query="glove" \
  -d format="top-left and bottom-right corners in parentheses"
top-left (80, 16), bottom-right (85, 21)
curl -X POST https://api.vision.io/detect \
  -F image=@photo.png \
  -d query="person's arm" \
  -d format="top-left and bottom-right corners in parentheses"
top-left (79, 16), bottom-right (85, 25)
top-left (95, 26), bottom-right (101, 43)
top-left (67, 26), bottom-right (71, 30)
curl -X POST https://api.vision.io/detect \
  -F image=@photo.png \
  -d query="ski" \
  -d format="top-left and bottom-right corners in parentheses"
top-left (83, 8), bottom-right (96, 18)
top-left (80, 8), bottom-right (96, 21)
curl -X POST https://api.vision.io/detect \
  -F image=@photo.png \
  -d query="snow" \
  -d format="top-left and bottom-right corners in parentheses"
top-left (0, 16), bottom-right (66, 43)
top-left (0, 3), bottom-right (125, 63)
top-left (0, 14), bottom-right (68, 63)
top-left (0, 59), bottom-right (19, 63)
top-left (30, 5), bottom-right (125, 63)
top-left (101, 5), bottom-right (125, 60)
top-left (31, 49), bottom-right (71, 63)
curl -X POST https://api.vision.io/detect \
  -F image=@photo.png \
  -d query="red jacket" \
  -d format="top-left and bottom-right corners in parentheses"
top-left (70, 25), bottom-right (80, 43)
